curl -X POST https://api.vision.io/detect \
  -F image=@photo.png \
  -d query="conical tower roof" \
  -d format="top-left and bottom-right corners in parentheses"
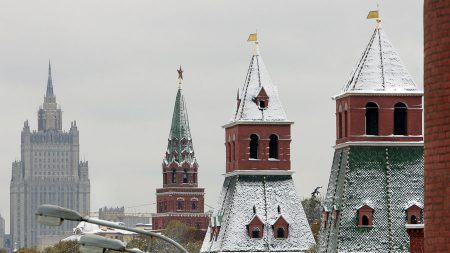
top-left (231, 46), bottom-right (289, 123)
top-left (164, 86), bottom-right (196, 165)
top-left (46, 61), bottom-right (54, 98)
top-left (337, 26), bottom-right (422, 98)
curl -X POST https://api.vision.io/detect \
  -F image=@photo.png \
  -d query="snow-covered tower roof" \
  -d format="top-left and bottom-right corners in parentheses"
top-left (230, 43), bottom-right (289, 123)
top-left (336, 25), bottom-right (422, 99)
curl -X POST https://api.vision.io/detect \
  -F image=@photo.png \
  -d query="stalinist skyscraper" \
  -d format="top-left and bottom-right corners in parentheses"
top-left (10, 63), bottom-right (90, 249)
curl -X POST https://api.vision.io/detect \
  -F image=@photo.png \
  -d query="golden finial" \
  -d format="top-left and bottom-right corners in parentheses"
top-left (367, 4), bottom-right (382, 29)
top-left (247, 31), bottom-right (260, 56)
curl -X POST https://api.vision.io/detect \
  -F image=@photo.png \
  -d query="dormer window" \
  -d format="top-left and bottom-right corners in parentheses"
top-left (358, 204), bottom-right (374, 227)
top-left (247, 212), bottom-right (264, 239)
top-left (406, 204), bottom-right (422, 224)
top-left (272, 215), bottom-right (289, 239)
top-left (256, 87), bottom-right (269, 109)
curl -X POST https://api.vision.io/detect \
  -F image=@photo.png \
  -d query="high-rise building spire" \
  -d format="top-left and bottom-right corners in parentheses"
top-left (46, 60), bottom-right (54, 98)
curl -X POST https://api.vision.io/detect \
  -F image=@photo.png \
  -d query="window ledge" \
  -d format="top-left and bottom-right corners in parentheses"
top-left (268, 158), bottom-right (280, 161)
top-left (249, 158), bottom-right (260, 161)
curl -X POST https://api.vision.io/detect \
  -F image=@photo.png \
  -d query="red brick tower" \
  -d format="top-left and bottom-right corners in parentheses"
top-left (319, 18), bottom-right (425, 252)
top-left (152, 67), bottom-right (208, 231)
top-left (424, 1), bottom-right (450, 252)
top-left (200, 36), bottom-right (315, 253)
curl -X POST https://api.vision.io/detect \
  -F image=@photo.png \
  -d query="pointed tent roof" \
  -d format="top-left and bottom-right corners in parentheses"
top-left (46, 61), bottom-right (54, 97)
top-left (164, 87), bottom-right (196, 165)
top-left (336, 26), bottom-right (422, 99)
top-left (230, 46), bottom-right (289, 123)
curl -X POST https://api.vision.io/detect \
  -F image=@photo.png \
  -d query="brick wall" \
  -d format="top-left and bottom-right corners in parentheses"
top-left (424, 1), bottom-right (450, 252)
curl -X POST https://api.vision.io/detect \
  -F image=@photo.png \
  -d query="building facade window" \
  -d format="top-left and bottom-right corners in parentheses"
top-left (177, 199), bottom-right (184, 211)
top-left (172, 169), bottom-right (177, 183)
top-left (365, 102), bottom-right (379, 135)
top-left (250, 134), bottom-right (259, 159)
top-left (183, 169), bottom-right (188, 183)
top-left (394, 102), bottom-right (408, 135)
top-left (269, 134), bottom-right (279, 159)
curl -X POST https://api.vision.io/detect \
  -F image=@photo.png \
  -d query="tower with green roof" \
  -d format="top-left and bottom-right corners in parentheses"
top-left (319, 19), bottom-right (424, 253)
top-left (152, 67), bottom-right (208, 231)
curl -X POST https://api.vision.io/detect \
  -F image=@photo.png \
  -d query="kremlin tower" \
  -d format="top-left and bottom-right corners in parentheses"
top-left (200, 35), bottom-right (315, 253)
top-left (151, 67), bottom-right (209, 231)
top-left (319, 16), bottom-right (424, 252)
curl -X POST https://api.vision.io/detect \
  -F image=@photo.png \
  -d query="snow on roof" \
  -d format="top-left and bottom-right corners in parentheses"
top-left (405, 200), bottom-right (423, 209)
top-left (201, 175), bottom-right (315, 252)
top-left (336, 27), bottom-right (421, 99)
top-left (230, 48), bottom-right (289, 123)
top-left (320, 146), bottom-right (424, 252)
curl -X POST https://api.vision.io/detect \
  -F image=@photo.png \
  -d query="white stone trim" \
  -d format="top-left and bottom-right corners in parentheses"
top-left (405, 224), bottom-right (424, 229)
top-left (156, 191), bottom-right (205, 196)
top-left (222, 121), bottom-right (294, 128)
top-left (334, 141), bottom-right (424, 149)
top-left (223, 170), bottom-right (294, 177)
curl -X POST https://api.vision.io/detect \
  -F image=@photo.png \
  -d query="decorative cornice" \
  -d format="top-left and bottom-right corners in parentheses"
top-left (156, 191), bottom-right (205, 196)
top-left (223, 170), bottom-right (294, 178)
top-left (152, 212), bottom-right (209, 218)
top-left (223, 121), bottom-right (294, 129)
top-left (334, 141), bottom-right (424, 149)
top-left (333, 91), bottom-right (423, 100)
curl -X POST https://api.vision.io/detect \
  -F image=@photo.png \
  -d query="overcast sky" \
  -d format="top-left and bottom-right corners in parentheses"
top-left (0, 0), bottom-right (423, 233)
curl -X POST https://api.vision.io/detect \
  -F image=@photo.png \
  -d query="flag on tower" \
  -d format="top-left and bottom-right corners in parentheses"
top-left (367, 10), bottom-right (379, 19)
top-left (247, 33), bottom-right (257, 42)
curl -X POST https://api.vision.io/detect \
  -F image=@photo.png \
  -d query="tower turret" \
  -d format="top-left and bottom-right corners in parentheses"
top-left (152, 66), bottom-right (208, 231)
top-left (224, 38), bottom-right (292, 173)
top-left (319, 15), bottom-right (424, 253)
top-left (334, 24), bottom-right (423, 145)
top-left (38, 62), bottom-right (62, 131)
top-left (201, 35), bottom-right (314, 253)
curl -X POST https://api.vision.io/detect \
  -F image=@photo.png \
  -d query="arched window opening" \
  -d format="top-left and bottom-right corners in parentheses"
top-left (253, 206), bottom-right (256, 214)
top-left (163, 173), bottom-right (167, 185)
top-left (251, 227), bottom-right (260, 238)
top-left (227, 142), bottom-right (231, 162)
top-left (250, 134), bottom-right (259, 159)
top-left (277, 205), bottom-right (281, 214)
top-left (177, 199), bottom-right (184, 211)
top-left (192, 201), bottom-right (198, 211)
top-left (172, 169), bottom-right (177, 184)
top-left (362, 215), bottom-right (369, 226)
top-left (193, 173), bottom-right (197, 183)
top-left (269, 134), bottom-right (279, 159)
top-left (277, 228), bottom-right (285, 238)
top-left (394, 102), bottom-right (407, 135)
top-left (411, 215), bottom-right (418, 224)
top-left (338, 112), bottom-right (343, 139)
top-left (344, 110), bottom-right (348, 137)
top-left (231, 141), bottom-right (235, 161)
top-left (365, 102), bottom-right (379, 135)
top-left (259, 100), bottom-right (266, 108)
top-left (183, 169), bottom-right (188, 183)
